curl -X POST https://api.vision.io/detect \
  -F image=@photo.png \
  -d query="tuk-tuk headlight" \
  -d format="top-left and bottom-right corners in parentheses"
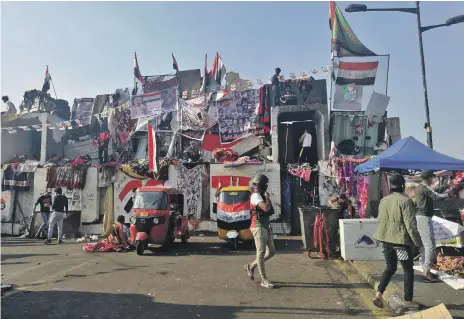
top-left (153, 218), bottom-right (159, 225)
top-left (130, 216), bottom-right (136, 225)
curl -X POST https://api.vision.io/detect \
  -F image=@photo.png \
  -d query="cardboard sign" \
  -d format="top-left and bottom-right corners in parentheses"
top-left (390, 303), bottom-right (452, 319)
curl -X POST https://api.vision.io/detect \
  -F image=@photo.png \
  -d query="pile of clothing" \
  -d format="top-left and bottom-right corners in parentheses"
top-left (437, 253), bottom-right (464, 278)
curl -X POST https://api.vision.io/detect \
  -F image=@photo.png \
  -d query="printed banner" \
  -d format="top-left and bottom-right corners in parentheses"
top-left (333, 84), bottom-right (363, 111)
top-left (130, 88), bottom-right (178, 119)
top-left (71, 98), bottom-right (95, 126)
top-left (181, 129), bottom-right (206, 141)
top-left (216, 89), bottom-right (261, 144)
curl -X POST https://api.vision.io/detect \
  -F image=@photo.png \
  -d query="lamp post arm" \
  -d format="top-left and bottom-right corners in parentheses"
top-left (365, 7), bottom-right (418, 14)
top-left (421, 23), bottom-right (447, 33)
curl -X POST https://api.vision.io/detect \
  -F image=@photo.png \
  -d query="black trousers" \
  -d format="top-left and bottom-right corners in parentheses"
top-left (98, 140), bottom-right (109, 164)
top-left (377, 243), bottom-right (414, 301)
top-left (299, 147), bottom-right (311, 164)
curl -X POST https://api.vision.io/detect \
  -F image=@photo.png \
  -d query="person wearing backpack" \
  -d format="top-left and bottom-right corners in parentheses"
top-left (245, 174), bottom-right (276, 289)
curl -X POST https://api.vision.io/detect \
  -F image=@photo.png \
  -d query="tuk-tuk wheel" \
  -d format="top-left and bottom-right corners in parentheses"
top-left (181, 232), bottom-right (189, 244)
top-left (136, 240), bottom-right (145, 255)
top-left (229, 238), bottom-right (238, 251)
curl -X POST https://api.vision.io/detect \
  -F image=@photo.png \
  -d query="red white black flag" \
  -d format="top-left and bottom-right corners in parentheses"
top-left (133, 52), bottom-right (144, 94)
top-left (42, 66), bottom-right (51, 93)
top-left (148, 124), bottom-right (158, 174)
top-left (336, 61), bottom-right (378, 86)
top-left (210, 52), bottom-right (226, 86)
top-left (200, 54), bottom-right (209, 94)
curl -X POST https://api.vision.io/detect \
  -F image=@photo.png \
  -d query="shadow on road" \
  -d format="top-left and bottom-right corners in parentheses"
top-left (145, 238), bottom-right (304, 257)
top-left (1, 290), bottom-right (376, 319)
top-left (1, 253), bottom-right (58, 261)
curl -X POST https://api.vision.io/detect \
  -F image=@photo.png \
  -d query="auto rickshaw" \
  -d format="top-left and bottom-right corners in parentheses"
top-left (129, 186), bottom-right (189, 255)
top-left (213, 186), bottom-right (253, 250)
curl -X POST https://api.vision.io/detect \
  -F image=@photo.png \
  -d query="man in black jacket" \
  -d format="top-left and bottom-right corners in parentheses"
top-left (45, 187), bottom-right (69, 244)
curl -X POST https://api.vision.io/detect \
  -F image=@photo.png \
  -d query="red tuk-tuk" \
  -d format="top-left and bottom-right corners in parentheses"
top-left (129, 186), bottom-right (189, 255)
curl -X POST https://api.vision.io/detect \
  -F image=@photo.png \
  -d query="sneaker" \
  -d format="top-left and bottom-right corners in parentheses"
top-left (44, 239), bottom-right (51, 244)
top-left (260, 280), bottom-right (275, 289)
top-left (245, 264), bottom-right (254, 281)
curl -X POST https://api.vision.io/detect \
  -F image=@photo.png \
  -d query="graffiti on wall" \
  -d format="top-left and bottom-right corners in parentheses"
top-left (175, 165), bottom-right (203, 220)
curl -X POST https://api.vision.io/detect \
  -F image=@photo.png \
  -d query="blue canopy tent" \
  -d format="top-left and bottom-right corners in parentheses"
top-left (355, 136), bottom-right (464, 174)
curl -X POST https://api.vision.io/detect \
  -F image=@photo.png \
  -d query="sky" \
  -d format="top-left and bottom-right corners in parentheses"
top-left (1, 1), bottom-right (464, 158)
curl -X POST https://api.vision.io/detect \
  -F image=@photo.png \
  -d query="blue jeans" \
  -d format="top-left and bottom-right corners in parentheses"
top-left (41, 212), bottom-right (49, 230)
top-left (416, 215), bottom-right (436, 273)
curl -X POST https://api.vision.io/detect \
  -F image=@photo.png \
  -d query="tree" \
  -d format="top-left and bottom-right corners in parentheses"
top-left (225, 71), bottom-right (252, 91)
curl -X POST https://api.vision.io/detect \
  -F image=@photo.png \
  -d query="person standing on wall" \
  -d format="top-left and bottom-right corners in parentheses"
top-left (415, 170), bottom-right (450, 282)
top-left (34, 189), bottom-right (52, 238)
top-left (45, 187), bottom-right (69, 244)
top-left (298, 129), bottom-right (312, 164)
top-left (372, 174), bottom-right (422, 308)
top-left (271, 68), bottom-right (281, 107)
top-left (245, 174), bottom-right (276, 289)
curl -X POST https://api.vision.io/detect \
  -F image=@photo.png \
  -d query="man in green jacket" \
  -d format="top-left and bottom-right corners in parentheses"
top-left (372, 174), bottom-right (422, 308)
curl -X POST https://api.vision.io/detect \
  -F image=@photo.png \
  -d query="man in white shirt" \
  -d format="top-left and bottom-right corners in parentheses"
top-left (1, 96), bottom-right (17, 115)
top-left (298, 129), bottom-right (312, 164)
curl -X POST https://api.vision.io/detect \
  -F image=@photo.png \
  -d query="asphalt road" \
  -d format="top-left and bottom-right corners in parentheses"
top-left (1, 236), bottom-right (391, 319)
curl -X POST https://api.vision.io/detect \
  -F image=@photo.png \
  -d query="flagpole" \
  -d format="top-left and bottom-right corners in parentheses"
top-left (50, 77), bottom-right (58, 99)
top-left (385, 54), bottom-right (390, 95)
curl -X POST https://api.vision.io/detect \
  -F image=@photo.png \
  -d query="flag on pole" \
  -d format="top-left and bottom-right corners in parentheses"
top-left (335, 61), bottom-right (379, 85)
top-left (329, 1), bottom-right (377, 57)
top-left (148, 124), bottom-right (158, 174)
top-left (210, 52), bottom-right (226, 86)
top-left (42, 66), bottom-right (51, 93)
top-left (172, 53), bottom-right (179, 72)
top-left (133, 52), bottom-right (144, 94)
top-left (200, 54), bottom-right (210, 94)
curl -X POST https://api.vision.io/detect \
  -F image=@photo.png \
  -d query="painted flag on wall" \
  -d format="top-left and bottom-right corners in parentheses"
top-left (42, 66), bottom-right (51, 93)
top-left (148, 124), bottom-right (158, 174)
top-left (329, 1), bottom-right (377, 57)
top-left (335, 61), bottom-right (379, 86)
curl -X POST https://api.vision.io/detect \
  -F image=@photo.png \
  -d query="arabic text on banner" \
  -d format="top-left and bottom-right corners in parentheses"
top-left (130, 88), bottom-right (178, 119)
top-left (217, 89), bottom-right (262, 144)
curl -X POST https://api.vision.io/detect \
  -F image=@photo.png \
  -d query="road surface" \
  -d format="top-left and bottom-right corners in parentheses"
top-left (1, 236), bottom-right (391, 319)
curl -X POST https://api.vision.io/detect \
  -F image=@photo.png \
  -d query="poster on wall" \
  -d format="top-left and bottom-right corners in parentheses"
top-left (63, 188), bottom-right (82, 211)
top-left (1, 191), bottom-right (13, 222)
top-left (71, 98), bottom-right (95, 126)
top-left (216, 89), bottom-right (261, 144)
top-left (175, 165), bottom-right (203, 220)
top-left (318, 160), bottom-right (342, 206)
top-left (181, 129), bottom-right (205, 141)
top-left (130, 87), bottom-right (178, 119)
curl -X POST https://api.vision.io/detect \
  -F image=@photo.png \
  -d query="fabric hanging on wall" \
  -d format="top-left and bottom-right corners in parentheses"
top-left (71, 98), bottom-right (95, 126)
top-left (318, 160), bottom-right (343, 206)
top-left (175, 165), bottom-right (203, 220)
top-left (102, 184), bottom-right (114, 237)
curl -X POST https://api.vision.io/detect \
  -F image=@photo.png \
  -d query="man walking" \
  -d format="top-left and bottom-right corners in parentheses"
top-left (415, 170), bottom-right (450, 282)
top-left (45, 187), bottom-right (69, 244)
top-left (298, 129), bottom-right (312, 164)
top-left (34, 189), bottom-right (52, 238)
top-left (245, 174), bottom-right (275, 289)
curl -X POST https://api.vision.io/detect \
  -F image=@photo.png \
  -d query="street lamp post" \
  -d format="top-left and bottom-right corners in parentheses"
top-left (345, 2), bottom-right (464, 149)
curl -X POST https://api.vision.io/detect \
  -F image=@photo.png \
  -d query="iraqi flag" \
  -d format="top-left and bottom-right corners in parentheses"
top-left (42, 66), bottom-right (51, 93)
top-left (133, 52), bottom-right (144, 94)
top-left (172, 53), bottom-right (179, 72)
top-left (336, 61), bottom-right (379, 86)
top-left (210, 52), bottom-right (226, 86)
top-left (148, 124), bottom-right (158, 174)
top-left (200, 54), bottom-right (210, 94)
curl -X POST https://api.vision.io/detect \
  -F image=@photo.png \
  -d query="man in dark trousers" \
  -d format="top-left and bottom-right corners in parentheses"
top-left (34, 189), bottom-right (52, 238)
top-left (271, 68), bottom-right (281, 107)
top-left (298, 129), bottom-right (312, 164)
top-left (45, 187), bottom-right (69, 244)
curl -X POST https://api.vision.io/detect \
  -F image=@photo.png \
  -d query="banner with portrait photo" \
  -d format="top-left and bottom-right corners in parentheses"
top-left (71, 98), bottom-right (95, 126)
top-left (216, 89), bottom-right (262, 144)
top-left (130, 87), bottom-right (178, 119)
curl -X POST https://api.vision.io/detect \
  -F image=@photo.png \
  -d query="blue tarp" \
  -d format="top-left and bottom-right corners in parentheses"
top-left (355, 136), bottom-right (464, 173)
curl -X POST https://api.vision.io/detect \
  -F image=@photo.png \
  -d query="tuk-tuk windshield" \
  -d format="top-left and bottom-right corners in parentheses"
top-left (133, 191), bottom-right (168, 210)
top-left (219, 191), bottom-right (251, 205)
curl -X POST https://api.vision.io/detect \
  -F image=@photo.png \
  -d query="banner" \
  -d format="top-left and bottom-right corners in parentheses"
top-left (130, 87), bottom-right (177, 119)
top-left (181, 129), bottom-right (205, 141)
top-left (71, 98), bottom-right (95, 126)
top-left (216, 89), bottom-right (262, 144)
top-left (333, 84), bottom-right (363, 111)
